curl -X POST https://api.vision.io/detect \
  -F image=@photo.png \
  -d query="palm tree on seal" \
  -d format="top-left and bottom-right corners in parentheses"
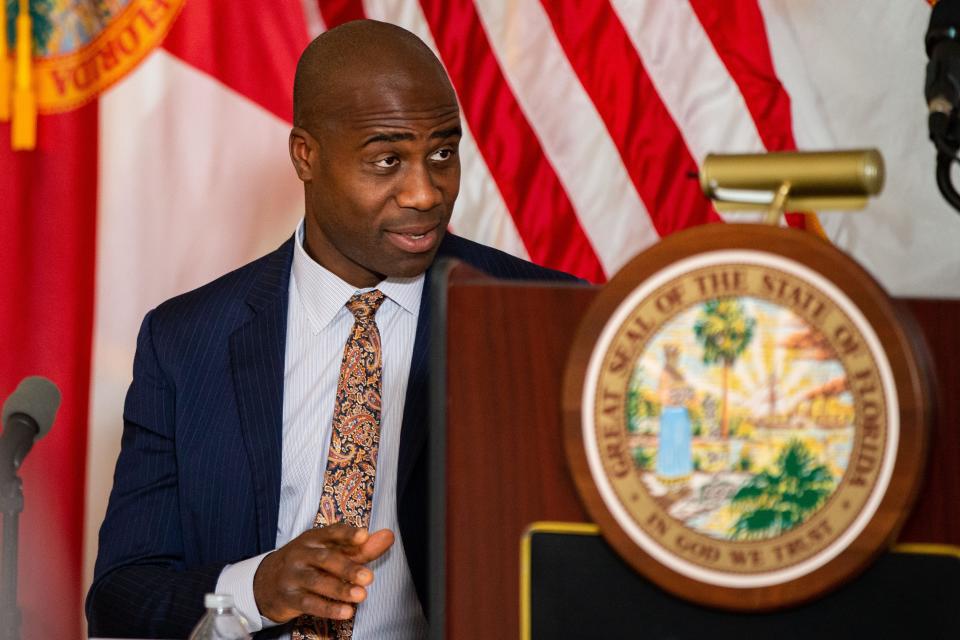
top-left (693, 297), bottom-right (755, 439)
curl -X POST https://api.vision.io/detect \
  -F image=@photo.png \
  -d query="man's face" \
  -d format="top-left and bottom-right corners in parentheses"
top-left (293, 69), bottom-right (461, 288)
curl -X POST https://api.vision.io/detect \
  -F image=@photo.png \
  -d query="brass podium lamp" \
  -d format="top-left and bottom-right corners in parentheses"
top-left (699, 149), bottom-right (886, 225)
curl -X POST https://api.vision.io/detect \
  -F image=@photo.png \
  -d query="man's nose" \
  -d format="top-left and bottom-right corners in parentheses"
top-left (396, 162), bottom-right (443, 211)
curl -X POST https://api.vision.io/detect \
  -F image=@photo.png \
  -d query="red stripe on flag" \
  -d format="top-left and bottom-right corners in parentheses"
top-left (317, 0), bottom-right (366, 28)
top-left (0, 103), bottom-right (99, 639)
top-left (688, 0), bottom-right (806, 228)
top-left (418, 0), bottom-right (607, 282)
top-left (540, 0), bottom-right (722, 235)
top-left (689, 0), bottom-right (797, 152)
top-left (162, 2), bottom-right (310, 122)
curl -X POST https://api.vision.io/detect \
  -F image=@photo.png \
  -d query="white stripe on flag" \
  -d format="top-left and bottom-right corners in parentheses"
top-left (612, 0), bottom-right (769, 222)
top-left (301, 0), bottom-right (326, 38)
top-left (611, 0), bottom-right (766, 160)
top-left (474, 0), bottom-right (659, 275)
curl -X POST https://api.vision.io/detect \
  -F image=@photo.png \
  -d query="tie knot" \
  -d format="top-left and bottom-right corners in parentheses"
top-left (346, 290), bottom-right (385, 321)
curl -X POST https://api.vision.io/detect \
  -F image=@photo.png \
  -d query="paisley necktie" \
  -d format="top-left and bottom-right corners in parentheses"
top-left (293, 290), bottom-right (385, 640)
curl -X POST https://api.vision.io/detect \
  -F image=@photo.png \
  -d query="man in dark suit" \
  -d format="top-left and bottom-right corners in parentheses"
top-left (87, 19), bottom-right (576, 639)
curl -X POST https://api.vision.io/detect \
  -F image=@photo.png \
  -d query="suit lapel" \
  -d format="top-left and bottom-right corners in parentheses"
top-left (397, 236), bottom-right (463, 499)
top-left (230, 239), bottom-right (294, 553)
top-left (396, 269), bottom-right (432, 500)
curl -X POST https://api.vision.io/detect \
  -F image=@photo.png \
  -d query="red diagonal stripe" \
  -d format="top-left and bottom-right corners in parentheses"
top-left (688, 0), bottom-right (806, 228)
top-left (540, 0), bottom-right (722, 236)
top-left (689, 0), bottom-right (796, 152)
top-left (162, 2), bottom-right (310, 122)
top-left (418, 0), bottom-right (607, 282)
top-left (318, 0), bottom-right (366, 28)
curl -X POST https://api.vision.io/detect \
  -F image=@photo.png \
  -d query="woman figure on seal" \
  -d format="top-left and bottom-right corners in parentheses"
top-left (657, 344), bottom-right (694, 483)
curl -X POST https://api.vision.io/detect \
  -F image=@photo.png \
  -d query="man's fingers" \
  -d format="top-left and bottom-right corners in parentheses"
top-left (349, 528), bottom-right (395, 563)
top-left (308, 545), bottom-right (374, 586)
top-left (253, 525), bottom-right (395, 623)
top-left (297, 593), bottom-right (356, 621)
top-left (303, 570), bottom-right (368, 604)
top-left (303, 523), bottom-right (369, 548)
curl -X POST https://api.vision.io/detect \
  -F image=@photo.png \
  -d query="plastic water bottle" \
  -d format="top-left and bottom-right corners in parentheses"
top-left (187, 593), bottom-right (252, 640)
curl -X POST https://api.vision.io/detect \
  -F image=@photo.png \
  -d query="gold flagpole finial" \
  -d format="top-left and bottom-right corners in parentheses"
top-left (0, 0), bottom-right (10, 122)
top-left (11, 0), bottom-right (37, 150)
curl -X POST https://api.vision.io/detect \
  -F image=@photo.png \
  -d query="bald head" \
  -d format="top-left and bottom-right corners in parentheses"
top-left (293, 20), bottom-right (455, 132)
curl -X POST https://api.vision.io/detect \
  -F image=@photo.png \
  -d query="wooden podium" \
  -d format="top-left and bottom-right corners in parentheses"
top-left (427, 259), bottom-right (960, 640)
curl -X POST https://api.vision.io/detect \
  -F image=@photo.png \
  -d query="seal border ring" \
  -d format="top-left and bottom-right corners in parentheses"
top-left (581, 249), bottom-right (898, 588)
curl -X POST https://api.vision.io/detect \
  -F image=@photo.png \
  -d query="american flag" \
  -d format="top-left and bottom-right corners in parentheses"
top-left (0, 1), bottom-right (952, 637)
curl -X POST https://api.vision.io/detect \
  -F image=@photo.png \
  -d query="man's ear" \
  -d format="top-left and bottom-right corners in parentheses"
top-left (289, 126), bottom-right (317, 182)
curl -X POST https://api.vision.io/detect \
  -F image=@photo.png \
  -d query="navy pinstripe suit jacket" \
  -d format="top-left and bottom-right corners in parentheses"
top-left (86, 233), bottom-right (578, 638)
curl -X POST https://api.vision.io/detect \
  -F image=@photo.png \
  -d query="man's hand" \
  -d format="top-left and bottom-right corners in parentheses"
top-left (253, 524), bottom-right (395, 623)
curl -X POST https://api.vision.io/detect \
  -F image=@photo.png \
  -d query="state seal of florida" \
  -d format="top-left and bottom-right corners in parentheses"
top-left (564, 225), bottom-right (930, 609)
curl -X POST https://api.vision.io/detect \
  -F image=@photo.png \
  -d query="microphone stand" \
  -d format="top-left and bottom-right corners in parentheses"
top-left (927, 87), bottom-right (960, 212)
top-left (929, 107), bottom-right (960, 214)
top-left (0, 462), bottom-right (23, 640)
top-left (935, 151), bottom-right (960, 212)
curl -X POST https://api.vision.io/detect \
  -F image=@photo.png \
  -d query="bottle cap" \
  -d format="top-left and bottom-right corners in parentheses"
top-left (204, 593), bottom-right (235, 609)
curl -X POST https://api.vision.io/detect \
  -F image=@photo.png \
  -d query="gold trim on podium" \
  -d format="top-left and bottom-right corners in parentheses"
top-left (519, 521), bottom-right (960, 640)
top-left (892, 542), bottom-right (960, 559)
top-left (520, 522), bottom-right (600, 640)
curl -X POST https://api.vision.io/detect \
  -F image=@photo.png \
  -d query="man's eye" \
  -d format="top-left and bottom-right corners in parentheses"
top-left (375, 156), bottom-right (399, 168)
top-left (430, 148), bottom-right (455, 162)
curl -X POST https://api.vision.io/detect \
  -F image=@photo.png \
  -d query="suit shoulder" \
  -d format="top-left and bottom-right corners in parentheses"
top-left (441, 234), bottom-right (584, 283)
top-left (150, 239), bottom-right (293, 331)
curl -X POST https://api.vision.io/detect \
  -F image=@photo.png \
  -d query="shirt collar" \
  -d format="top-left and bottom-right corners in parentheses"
top-left (292, 219), bottom-right (424, 333)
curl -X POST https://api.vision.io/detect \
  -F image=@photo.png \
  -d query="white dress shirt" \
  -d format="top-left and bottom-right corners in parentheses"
top-left (216, 221), bottom-right (428, 639)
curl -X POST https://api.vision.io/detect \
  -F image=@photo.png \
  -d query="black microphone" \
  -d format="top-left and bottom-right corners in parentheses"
top-left (926, 0), bottom-right (960, 149)
top-left (0, 376), bottom-right (61, 479)
top-left (925, 1), bottom-right (960, 213)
